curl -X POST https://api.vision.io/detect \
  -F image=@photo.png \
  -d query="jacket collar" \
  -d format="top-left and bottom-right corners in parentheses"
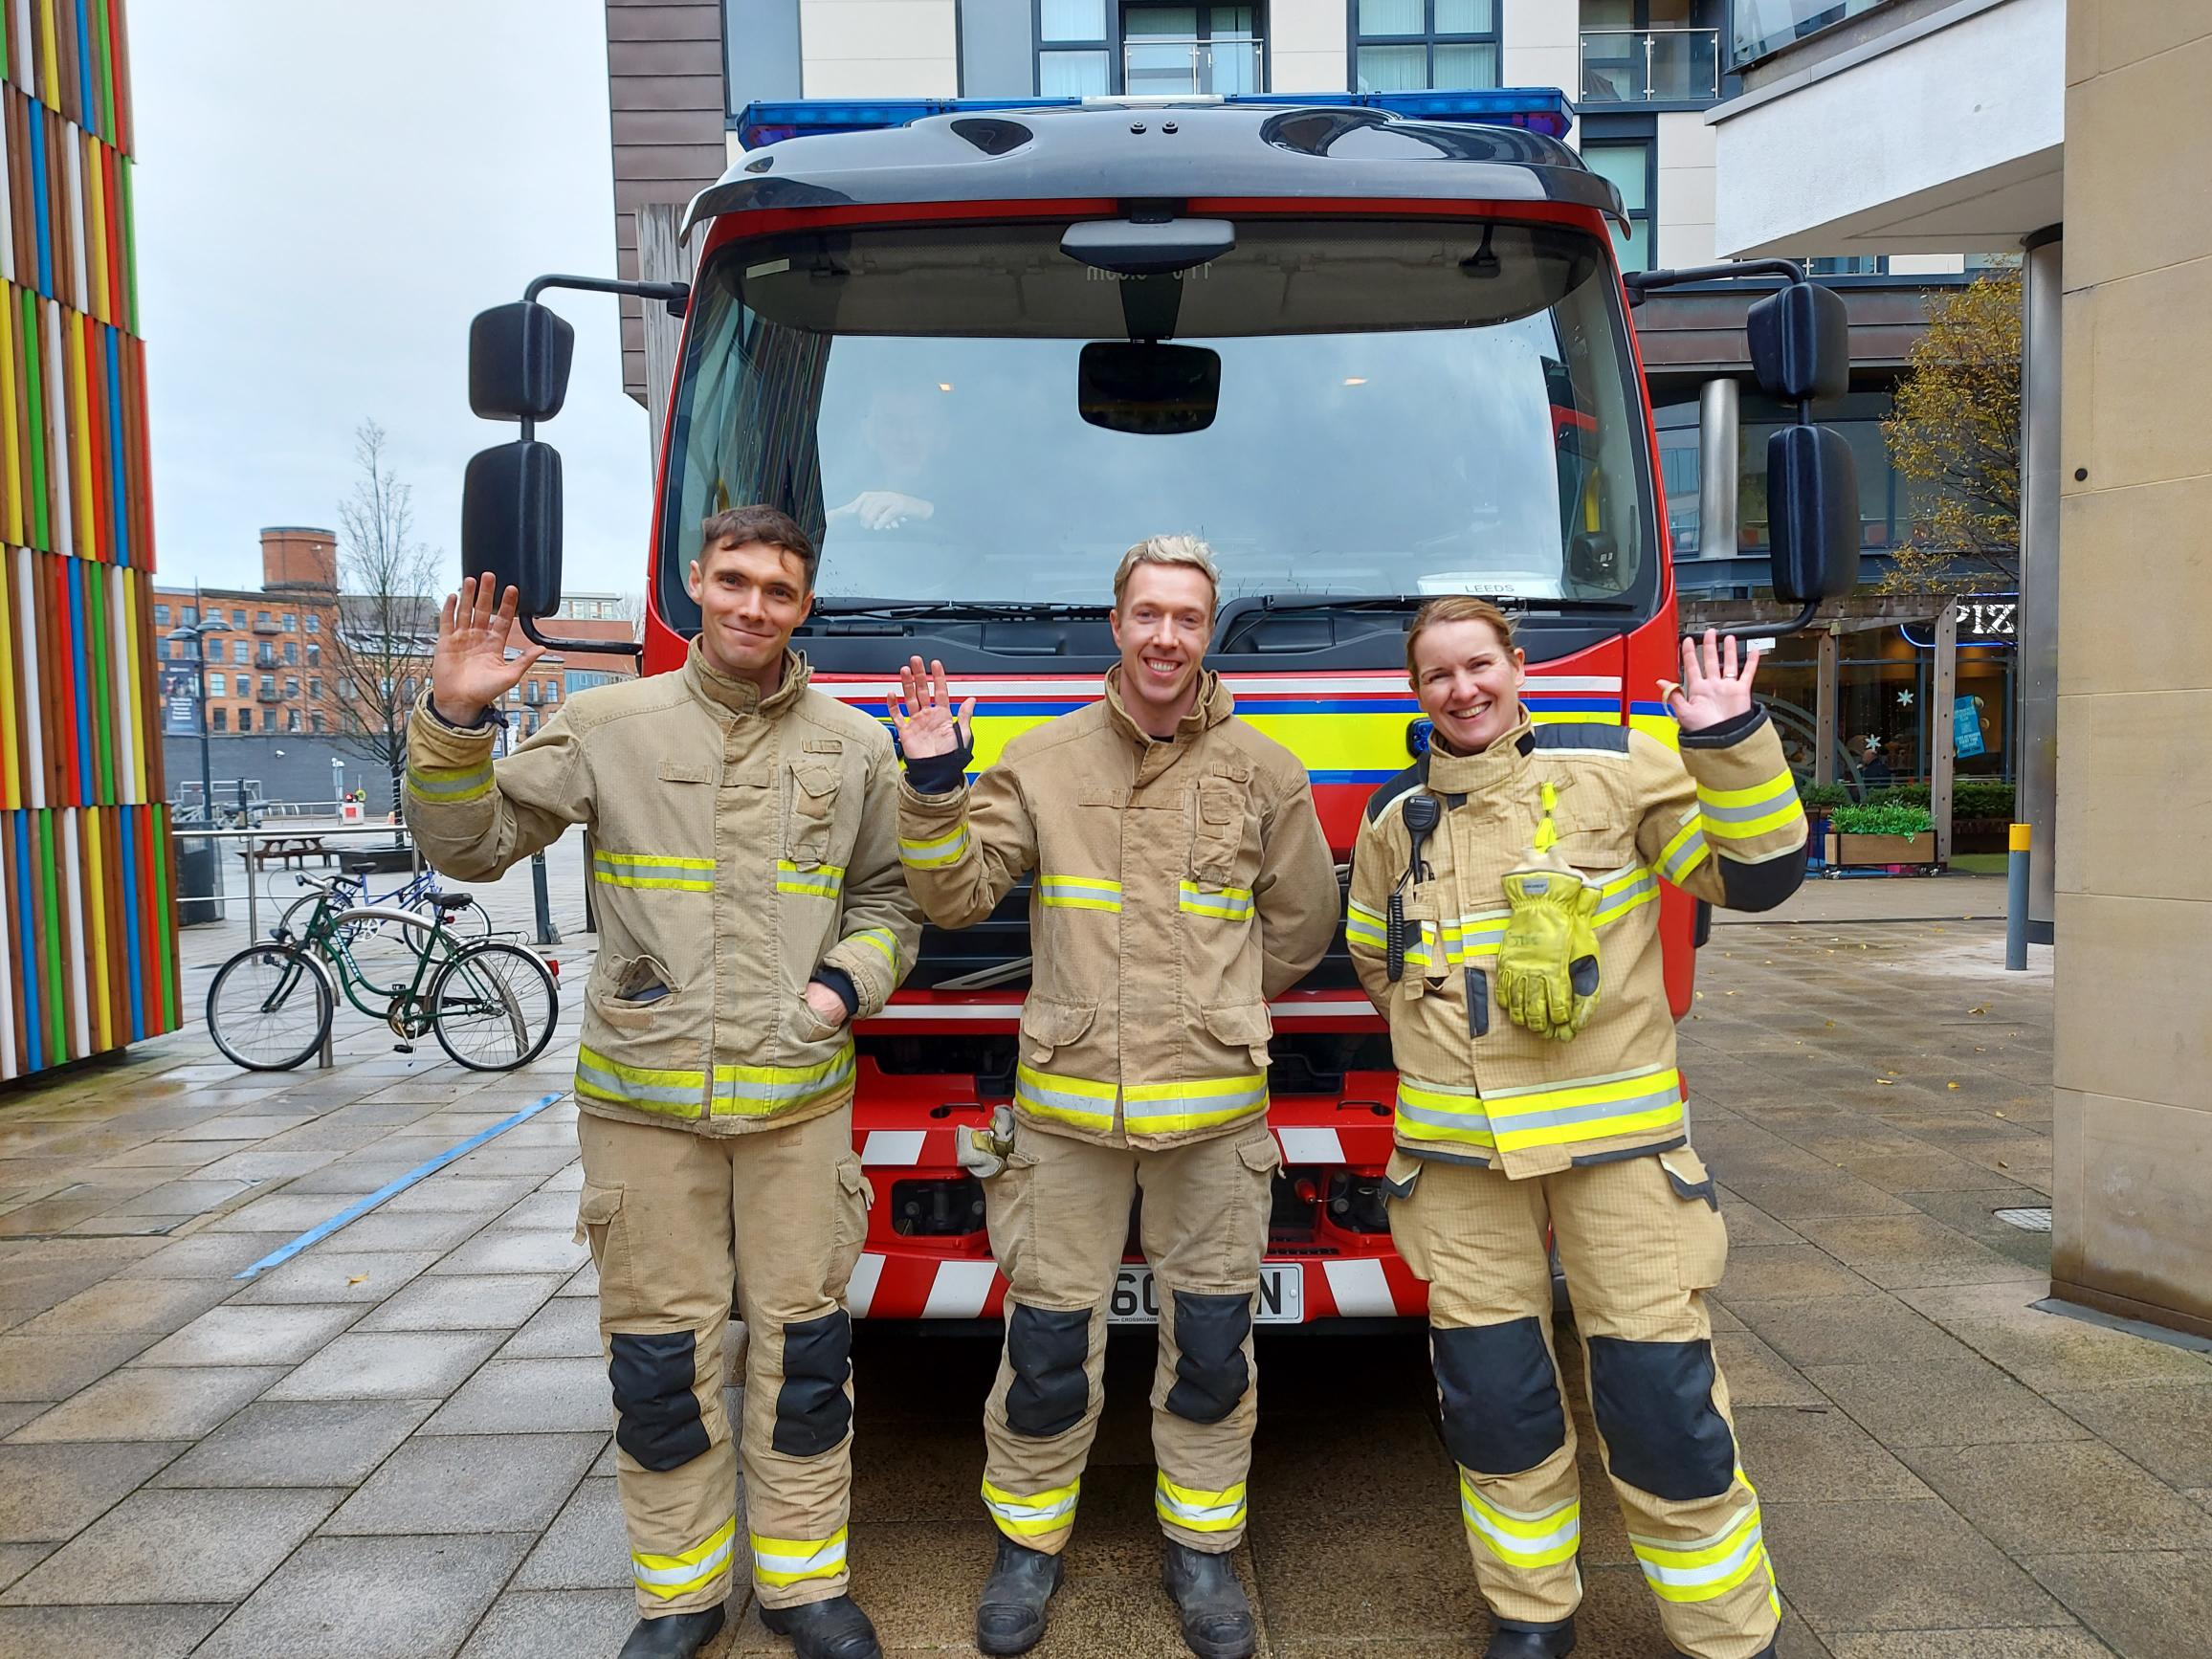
top-left (684, 639), bottom-right (810, 719)
top-left (1422, 708), bottom-right (1537, 799)
top-left (1103, 665), bottom-right (1233, 747)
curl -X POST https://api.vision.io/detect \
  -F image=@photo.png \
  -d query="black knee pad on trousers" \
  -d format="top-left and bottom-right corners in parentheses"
top-left (1586, 1335), bottom-right (1736, 1501)
top-left (1432, 1317), bottom-right (1567, 1475)
top-left (609, 1330), bottom-right (711, 1472)
top-left (773, 1310), bottom-right (853, 1457)
top-left (1004, 1303), bottom-right (1091, 1438)
top-left (1165, 1292), bottom-right (1252, 1425)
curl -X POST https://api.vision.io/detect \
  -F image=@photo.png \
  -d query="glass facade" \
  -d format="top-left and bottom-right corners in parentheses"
top-left (1582, 140), bottom-right (1654, 272)
top-left (1759, 628), bottom-right (2015, 791)
top-left (1354, 0), bottom-right (1498, 91)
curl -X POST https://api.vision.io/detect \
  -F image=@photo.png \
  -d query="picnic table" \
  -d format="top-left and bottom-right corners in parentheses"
top-left (236, 835), bottom-right (337, 871)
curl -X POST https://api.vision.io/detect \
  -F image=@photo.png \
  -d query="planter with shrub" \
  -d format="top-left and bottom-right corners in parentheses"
top-left (1826, 799), bottom-right (1937, 868)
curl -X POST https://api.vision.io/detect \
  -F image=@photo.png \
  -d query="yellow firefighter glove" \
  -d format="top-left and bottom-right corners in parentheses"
top-left (1496, 867), bottom-right (1603, 1040)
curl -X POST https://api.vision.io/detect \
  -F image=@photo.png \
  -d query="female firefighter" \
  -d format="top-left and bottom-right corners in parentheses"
top-left (1347, 597), bottom-right (1806, 1659)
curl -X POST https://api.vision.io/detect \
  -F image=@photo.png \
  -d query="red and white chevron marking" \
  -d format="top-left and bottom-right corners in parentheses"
top-left (847, 1250), bottom-right (1427, 1321)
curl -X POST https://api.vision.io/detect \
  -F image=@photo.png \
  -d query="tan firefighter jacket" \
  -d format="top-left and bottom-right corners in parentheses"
top-left (1347, 709), bottom-right (1806, 1179)
top-left (896, 668), bottom-right (1338, 1150)
top-left (404, 642), bottom-right (921, 1136)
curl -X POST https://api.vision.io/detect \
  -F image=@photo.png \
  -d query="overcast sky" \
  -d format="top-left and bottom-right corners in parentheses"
top-left (134, 1), bottom-right (653, 599)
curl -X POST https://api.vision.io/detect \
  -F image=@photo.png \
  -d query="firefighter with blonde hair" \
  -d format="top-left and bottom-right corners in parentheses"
top-left (1347, 596), bottom-right (1806, 1659)
top-left (893, 535), bottom-right (1338, 1659)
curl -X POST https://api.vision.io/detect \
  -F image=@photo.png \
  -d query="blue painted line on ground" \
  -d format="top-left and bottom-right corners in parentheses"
top-left (232, 1091), bottom-right (566, 1280)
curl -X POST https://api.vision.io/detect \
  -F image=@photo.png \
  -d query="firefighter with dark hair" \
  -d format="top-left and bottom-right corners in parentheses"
top-left (1347, 596), bottom-right (1805, 1659)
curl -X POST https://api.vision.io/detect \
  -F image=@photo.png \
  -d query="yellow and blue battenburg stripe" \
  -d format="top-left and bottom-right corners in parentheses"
top-left (576, 1041), bottom-right (856, 1118)
top-left (750, 1525), bottom-right (849, 1589)
top-left (591, 850), bottom-right (714, 892)
top-left (633, 1515), bottom-right (737, 1601)
top-left (1155, 1474), bottom-right (1248, 1535)
top-left (1460, 1477), bottom-right (1582, 1570)
top-left (774, 857), bottom-right (844, 897)
top-left (982, 1477), bottom-right (1080, 1540)
top-left (1178, 879), bottom-right (1251, 919)
top-left (1038, 873), bottom-right (1122, 912)
top-left (1395, 1063), bottom-right (1686, 1154)
top-left (896, 823), bottom-right (968, 869)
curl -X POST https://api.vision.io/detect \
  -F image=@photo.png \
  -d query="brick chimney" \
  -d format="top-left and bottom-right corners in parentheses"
top-left (260, 525), bottom-right (339, 592)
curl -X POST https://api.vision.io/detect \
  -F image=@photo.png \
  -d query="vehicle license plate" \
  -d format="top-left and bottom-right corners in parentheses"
top-left (1107, 1264), bottom-right (1302, 1324)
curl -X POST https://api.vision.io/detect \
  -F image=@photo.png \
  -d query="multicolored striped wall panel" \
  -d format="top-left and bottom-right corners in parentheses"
top-left (0, 0), bottom-right (169, 1082)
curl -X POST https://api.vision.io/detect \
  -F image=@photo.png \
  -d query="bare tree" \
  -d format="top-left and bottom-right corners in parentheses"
top-left (325, 421), bottom-right (444, 805)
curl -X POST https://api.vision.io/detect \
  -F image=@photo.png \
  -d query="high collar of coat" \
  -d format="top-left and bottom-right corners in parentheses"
top-left (1102, 664), bottom-right (1234, 757)
top-left (684, 638), bottom-right (810, 719)
top-left (1422, 708), bottom-right (1539, 797)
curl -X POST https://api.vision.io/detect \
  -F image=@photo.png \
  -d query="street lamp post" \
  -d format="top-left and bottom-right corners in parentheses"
top-left (180, 592), bottom-right (230, 823)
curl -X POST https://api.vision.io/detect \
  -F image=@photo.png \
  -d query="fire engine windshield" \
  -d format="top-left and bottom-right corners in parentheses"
top-left (658, 216), bottom-right (1656, 624)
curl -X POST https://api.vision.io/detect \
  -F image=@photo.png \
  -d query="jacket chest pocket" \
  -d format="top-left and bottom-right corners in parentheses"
top-left (785, 762), bottom-right (843, 868)
top-left (1188, 775), bottom-right (1252, 887)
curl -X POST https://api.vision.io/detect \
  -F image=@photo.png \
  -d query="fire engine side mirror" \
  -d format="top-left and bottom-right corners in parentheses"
top-left (1745, 282), bottom-right (1847, 404)
top-left (1766, 424), bottom-right (1858, 604)
top-left (469, 301), bottom-right (575, 422)
top-left (461, 440), bottom-right (564, 616)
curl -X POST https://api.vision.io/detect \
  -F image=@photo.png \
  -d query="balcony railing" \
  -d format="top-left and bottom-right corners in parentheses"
top-left (1731, 0), bottom-right (1891, 69)
top-left (1580, 28), bottom-right (1721, 104)
top-left (1122, 36), bottom-right (1263, 98)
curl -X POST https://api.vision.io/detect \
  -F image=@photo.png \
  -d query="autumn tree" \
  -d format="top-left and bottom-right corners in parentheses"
top-left (1879, 270), bottom-right (2022, 595)
top-left (325, 421), bottom-right (443, 805)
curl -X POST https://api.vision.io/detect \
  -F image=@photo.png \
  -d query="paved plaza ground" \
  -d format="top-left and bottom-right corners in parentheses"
top-left (1, 850), bottom-right (2205, 1659)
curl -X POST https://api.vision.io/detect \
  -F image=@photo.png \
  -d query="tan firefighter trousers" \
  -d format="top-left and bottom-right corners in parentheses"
top-left (978, 1120), bottom-right (1283, 1556)
top-left (577, 1107), bottom-right (872, 1618)
top-left (1388, 1148), bottom-right (1780, 1659)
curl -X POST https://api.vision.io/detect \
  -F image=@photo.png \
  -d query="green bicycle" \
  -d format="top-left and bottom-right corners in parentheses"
top-left (206, 873), bottom-right (559, 1072)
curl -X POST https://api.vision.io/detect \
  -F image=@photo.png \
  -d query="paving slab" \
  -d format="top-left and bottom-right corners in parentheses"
top-left (264, 1329), bottom-right (506, 1401)
top-left (7, 1363), bottom-right (285, 1442)
top-left (1894, 1440), bottom-right (2212, 1558)
top-left (228, 1248), bottom-right (444, 1306)
top-left (1762, 1497), bottom-right (2072, 1634)
top-left (321, 1430), bottom-right (604, 1535)
top-left (114, 1230), bottom-right (297, 1278)
top-left (512, 1474), bottom-right (629, 1590)
top-left (0, 1485), bottom-right (343, 1605)
top-left (130, 1301), bottom-right (362, 1367)
top-left (0, 1441), bottom-right (185, 1542)
top-left (1733, 1405), bottom-right (1936, 1503)
top-left (0, 1604), bottom-right (229, 1659)
top-left (2022, 1551), bottom-right (2212, 1659)
top-left (429, 1228), bottom-right (592, 1275)
top-left (2045, 1382), bottom-right (2212, 1489)
top-left (1894, 1284), bottom-right (2212, 1391)
top-left (457, 1587), bottom-right (642, 1658)
top-left (418, 1356), bottom-right (611, 1434)
top-left (193, 1532), bottom-right (536, 1659)
top-left (1787, 1212), bottom-right (2047, 1290)
top-left (0, 1331), bottom-right (160, 1402)
top-left (1802, 1358), bottom-right (2094, 1449)
top-left (148, 1398), bottom-right (439, 1489)
top-left (498, 1294), bottom-right (603, 1359)
top-left (1824, 1633), bottom-right (2115, 1659)
top-left (352, 1271), bottom-right (566, 1334)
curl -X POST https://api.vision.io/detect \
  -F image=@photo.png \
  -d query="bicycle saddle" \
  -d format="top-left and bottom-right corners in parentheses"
top-left (343, 860), bottom-right (380, 876)
top-left (431, 892), bottom-right (476, 912)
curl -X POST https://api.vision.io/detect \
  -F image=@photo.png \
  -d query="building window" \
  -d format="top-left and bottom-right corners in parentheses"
top-left (543, 681), bottom-right (559, 702)
top-left (1353, 0), bottom-right (1498, 92)
top-left (254, 609), bottom-right (271, 629)
top-left (304, 613), bottom-right (319, 633)
top-left (236, 706), bottom-right (252, 733)
top-left (1125, 7), bottom-right (1264, 95)
top-left (286, 709), bottom-right (300, 732)
top-left (207, 673), bottom-right (227, 697)
top-left (211, 707), bottom-right (228, 732)
top-left (231, 608), bottom-right (246, 628)
top-left (232, 640), bottom-right (251, 665)
top-left (1582, 138), bottom-right (1654, 271)
top-left (1038, 0), bottom-right (1113, 94)
top-left (155, 603), bottom-right (170, 626)
top-left (181, 605), bottom-right (198, 626)
top-left (285, 677), bottom-right (300, 699)
top-left (280, 611), bottom-right (297, 631)
top-left (259, 675), bottom-right (276, 697)
top-left (306, 644), bottom-right (321, 668)
top-left (284, 641), bottom-right (298, 664)
top-left (309, 677), bottom-right (323, 700)
top-left (310, 712), bottom-right (324, 734)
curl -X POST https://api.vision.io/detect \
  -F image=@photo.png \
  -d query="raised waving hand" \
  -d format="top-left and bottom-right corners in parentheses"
top-left (1662, 628), bottom-right (1762, 733)
top-left (430, 573), bottom-right (545, 726)
top-left (891, 655), bottom-right (976, 760)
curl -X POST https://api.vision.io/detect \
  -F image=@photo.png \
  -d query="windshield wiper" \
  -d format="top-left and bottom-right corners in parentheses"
top-left (807, 599), bottom-right (1114, 622)
top-left (1228, 592), bottom-right (1639, 615)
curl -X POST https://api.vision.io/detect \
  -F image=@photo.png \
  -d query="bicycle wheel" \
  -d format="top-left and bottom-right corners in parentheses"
top-left (430, 941), bottom-right (559, 1072)
top-left (206, 944), bottom-right (334, 1071)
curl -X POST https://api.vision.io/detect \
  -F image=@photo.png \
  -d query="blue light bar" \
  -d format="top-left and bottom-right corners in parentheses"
top-left (735, 87), bottom-right (1574, 150)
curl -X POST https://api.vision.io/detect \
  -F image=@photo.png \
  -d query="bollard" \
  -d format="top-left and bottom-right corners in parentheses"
top-left (2005, 823), bottom-right (2031, 970)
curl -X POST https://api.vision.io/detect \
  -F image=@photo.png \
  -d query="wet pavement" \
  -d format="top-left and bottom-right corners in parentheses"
top-left (2, 857), bottom-right (2205, 1659)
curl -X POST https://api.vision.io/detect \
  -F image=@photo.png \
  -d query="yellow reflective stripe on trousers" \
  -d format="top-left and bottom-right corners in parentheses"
top-left (633, 1515), bottom-right (737, 1600)
top-left (1459, 1477), bottom-right (1582, 1570)
top-left (712, 1043), bottom-right (855, 1116)
top-left (1658, 815), bottom-right (1710, 882)
top-left (593, 851), bottom-right (716, 893)
top-left (1396, 1065), bottom-right (1685, 1154)
top-left (774, 858), bottom-right (846, 898)
top-left (1155, 1473), bottom-right (1247, 1533)
top-left (407, 762), bottom-right (493, 804)
top-left (898, 825), bottom-right (969, 869)
top-left (751, 1525), bottom-right (848, 1588)
top-left (1696, 770), bottom-right (1805, 841)
top-left (982, 1477), bottom-right (1080, 1538)
top-left (1345, 898), bottom-right (1386, 950)
top-left (1123, 1073), bottom-right (1268, 1134)
top-left (1179, 879), bottom-right (1253, 920)
top-left (1039, 874), bottom-right (1123, 912)
top-left (1629, 1499), bottom-right (1768, 1603)
top-left (1014, 1062), bottom-right (1118, 1133)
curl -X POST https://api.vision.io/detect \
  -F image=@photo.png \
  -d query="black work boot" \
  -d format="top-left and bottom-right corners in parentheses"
top-left (976, 1533), bottom-right (1064, 1655)
top-left (1484, 1614), bottom-right (1576, 1659)
top-left (617, 1603), bottom-right (726, 1658)
top-left (1161, 1540), bottom-right (1256, 1659)
top-left (758, 1593), bottom-right (881, 1659)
